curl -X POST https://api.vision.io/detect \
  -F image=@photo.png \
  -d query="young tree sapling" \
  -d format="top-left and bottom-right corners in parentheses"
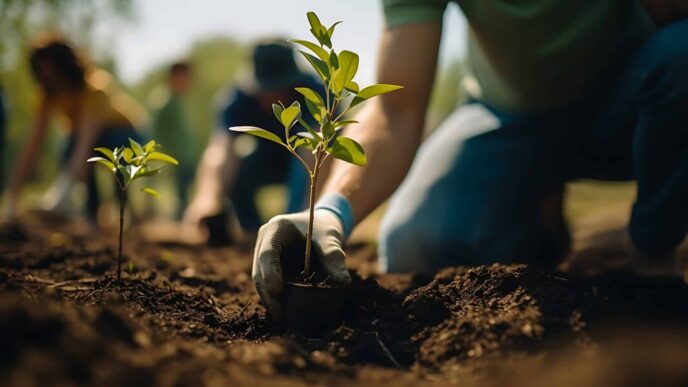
top-left (230, 11), bottom-right (402, 281)
top-left (87, 138), bottom-right (178, 281)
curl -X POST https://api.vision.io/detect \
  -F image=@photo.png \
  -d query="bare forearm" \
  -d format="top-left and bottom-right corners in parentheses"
top-left (8, 115), bottom-right (48, 199)
top-left (9, 135), bottom-right (40, 198)
top-left (68, 122), bottom-right (101, 181)
top-left (194, 134), bottom-right (237, 202)
top-left (322, 101), bottom-right (423, 222)
top-left (320, 22), bottom-right (442, 223)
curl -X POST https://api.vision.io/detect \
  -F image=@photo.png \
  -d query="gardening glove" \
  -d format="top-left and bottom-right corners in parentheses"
top-left (41, 171), bottom-right (76, 214)
top-left (253, 209), bottom-right (351, 321)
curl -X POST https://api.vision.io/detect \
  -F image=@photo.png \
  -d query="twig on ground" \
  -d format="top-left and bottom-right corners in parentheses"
top-left (24, 275), bottom-right (56, 285)
top-left (237, 303), bottom-right (250, 315)
top-left (47, 278), bottom-right (98, 288)
top-left (368, 331), bottom-right (401, 369)
top-left (56, 286), bottom-right (92, 292)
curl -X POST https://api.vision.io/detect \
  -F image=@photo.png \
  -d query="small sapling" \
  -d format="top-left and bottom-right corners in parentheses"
top-left (88, 138), bottom-right (178, 281)
top-left (230, 11), bottom-right (402, 281)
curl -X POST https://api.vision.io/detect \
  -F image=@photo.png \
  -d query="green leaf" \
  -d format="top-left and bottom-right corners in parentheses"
top-left (327, 21), bottom-right (342, 40)
top-left (298, 117), bottom-right (320, 140)
top-left (351, 84), bottom-right (404, 108)
top-left (280, 101), bottom-right (302, 129)
top-left (297, 117), bottom-right (315, 134)
top-left (148, 151), bottom-right (179, 165)
top-left (129, 138), bottom-right (143, 157)
top-left (332, 50), bottom-right (359, 95)
top-left (306, 11), bottom-right (332, 47)
top-left (87, 157), bottom-right (116, 173)
top-left (298, 51), bottom-right (330, 81)
top-left (229, 126), bottom-right (284, 145)
top-left (142, 187), bottom-right (160, 199)
top-left (333, 119), bottom-right (359, 129)
top-left (291, 39), bottom-right (329, 63)
top-left (345, 81), bottom-right (359, 93)
top-left (295, 131), bottom-right (319, 149)
top-left (113, 146), bottom-right (123, 163)
top-left (304, 99), bottom-right (323, 123)
top-left (126, 164), bottom-right (143, 181)
top-left (272, 103), bottom-right (284, 122)
top-left (137, 166), bottom-right (163, 177)
top-left (330, 136), bottom-right (367, 166)
top-left (329, 50), bottom-right (339, 69)
top-left (144, 140), bottom-right (156, 153)
top-left (295, 131), bottom-right (316, 140)
top-left (322, 119), bottom-right (335, 139)
top-left (307, 11), bottom-right (324, 38)
top-left (93, 147), bottom-right (115, 163)
top-left (295, 87), bottom-right (325, 108)
top-left (117, 164), bottom-right (130, 185)
top-left (122, 148), bottom-right (134, 164)
top-left (320, 34), bottom-right (332, 49)
top-left (292, 137), bottom-right (312, 149)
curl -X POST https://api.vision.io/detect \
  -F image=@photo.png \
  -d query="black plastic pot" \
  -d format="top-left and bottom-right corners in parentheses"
top-left (282, 280), bottom-right (346, 337)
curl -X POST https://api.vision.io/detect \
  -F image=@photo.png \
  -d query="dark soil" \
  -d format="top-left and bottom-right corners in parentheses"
top-left (2, 213), bottom-right (688, 386)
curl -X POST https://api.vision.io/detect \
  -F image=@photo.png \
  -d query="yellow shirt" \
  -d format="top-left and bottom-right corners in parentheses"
top-left (51, 69), bottom-right (148, 133)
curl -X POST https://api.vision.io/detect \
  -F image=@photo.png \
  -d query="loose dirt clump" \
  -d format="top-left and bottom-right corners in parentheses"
top-left (404, 265), bottom-right (599, 370)
top-left (3, 213), bottom-right (688, 386)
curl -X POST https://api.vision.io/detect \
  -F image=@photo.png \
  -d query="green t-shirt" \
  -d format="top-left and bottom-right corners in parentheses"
top-left (153, 95), bottom-right (195, 165)
top-left (383, 0), bottom-right (654, 112)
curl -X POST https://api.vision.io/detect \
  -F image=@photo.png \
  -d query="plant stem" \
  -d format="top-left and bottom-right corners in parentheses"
top-left (117, 188), bottom-right (125, 282)
top-left (303, 150), bottom-right (321, 279)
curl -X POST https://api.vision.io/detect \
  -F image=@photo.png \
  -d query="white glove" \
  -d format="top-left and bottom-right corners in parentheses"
top-left (253, 210), bottom-right (351, 321)
top-left (41, 171), bottom-right (75, 214)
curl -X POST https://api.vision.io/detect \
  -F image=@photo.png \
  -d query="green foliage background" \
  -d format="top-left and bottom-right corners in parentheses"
top-left (0, 0), bottom-right (464, 203)
top-left (129, 37), bottom-right (247, 159)
top-left (0, 0), bottom-right (133, 191)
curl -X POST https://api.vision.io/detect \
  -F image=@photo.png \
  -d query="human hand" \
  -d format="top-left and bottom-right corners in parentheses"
top-left (252, 210), bottom-right (351, 321)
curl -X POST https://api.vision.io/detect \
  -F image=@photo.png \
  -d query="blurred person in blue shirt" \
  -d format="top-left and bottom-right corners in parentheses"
top-left (183, 40), bottom-right (321, 244)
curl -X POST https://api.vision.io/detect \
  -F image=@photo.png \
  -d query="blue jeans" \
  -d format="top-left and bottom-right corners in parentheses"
top-left (229, 146), bottom-right (303, 232)
top-left (379, 20), bottom-right (688, 273)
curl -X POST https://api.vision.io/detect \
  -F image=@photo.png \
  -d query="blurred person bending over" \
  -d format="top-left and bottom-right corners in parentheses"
top-left (252, 1), bottom-right (688, 320)
top-left (4, 37), bottom-right (148, 221)
top-left (153, 62), bottom-right (196, 218)
top-left (0, 86), bottom-right (6, 194)
top-left (183, 41), bottom-right (321, 243)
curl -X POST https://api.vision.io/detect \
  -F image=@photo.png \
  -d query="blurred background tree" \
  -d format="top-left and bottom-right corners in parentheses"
top-left (0, 0), bottom-right (133, 192)
top-left (0, 0), bottom-right (465, 217)
top-left (0, 1), bottom-right (635, 246)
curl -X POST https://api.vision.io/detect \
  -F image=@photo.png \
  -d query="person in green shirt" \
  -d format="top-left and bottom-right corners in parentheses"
top-left (153, 62), bottom-right (195, 218)
top-left (252, 1), bottom-right (688, 321)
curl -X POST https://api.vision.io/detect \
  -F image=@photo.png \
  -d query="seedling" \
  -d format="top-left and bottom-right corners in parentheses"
top-left (87, 139), bottom-right (178, 281)
top-left (230, 11), bottom-right (402, 280)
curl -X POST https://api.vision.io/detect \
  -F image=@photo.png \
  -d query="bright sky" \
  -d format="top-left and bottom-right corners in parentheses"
top-left (113, 0), bottom-right (467, 85)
